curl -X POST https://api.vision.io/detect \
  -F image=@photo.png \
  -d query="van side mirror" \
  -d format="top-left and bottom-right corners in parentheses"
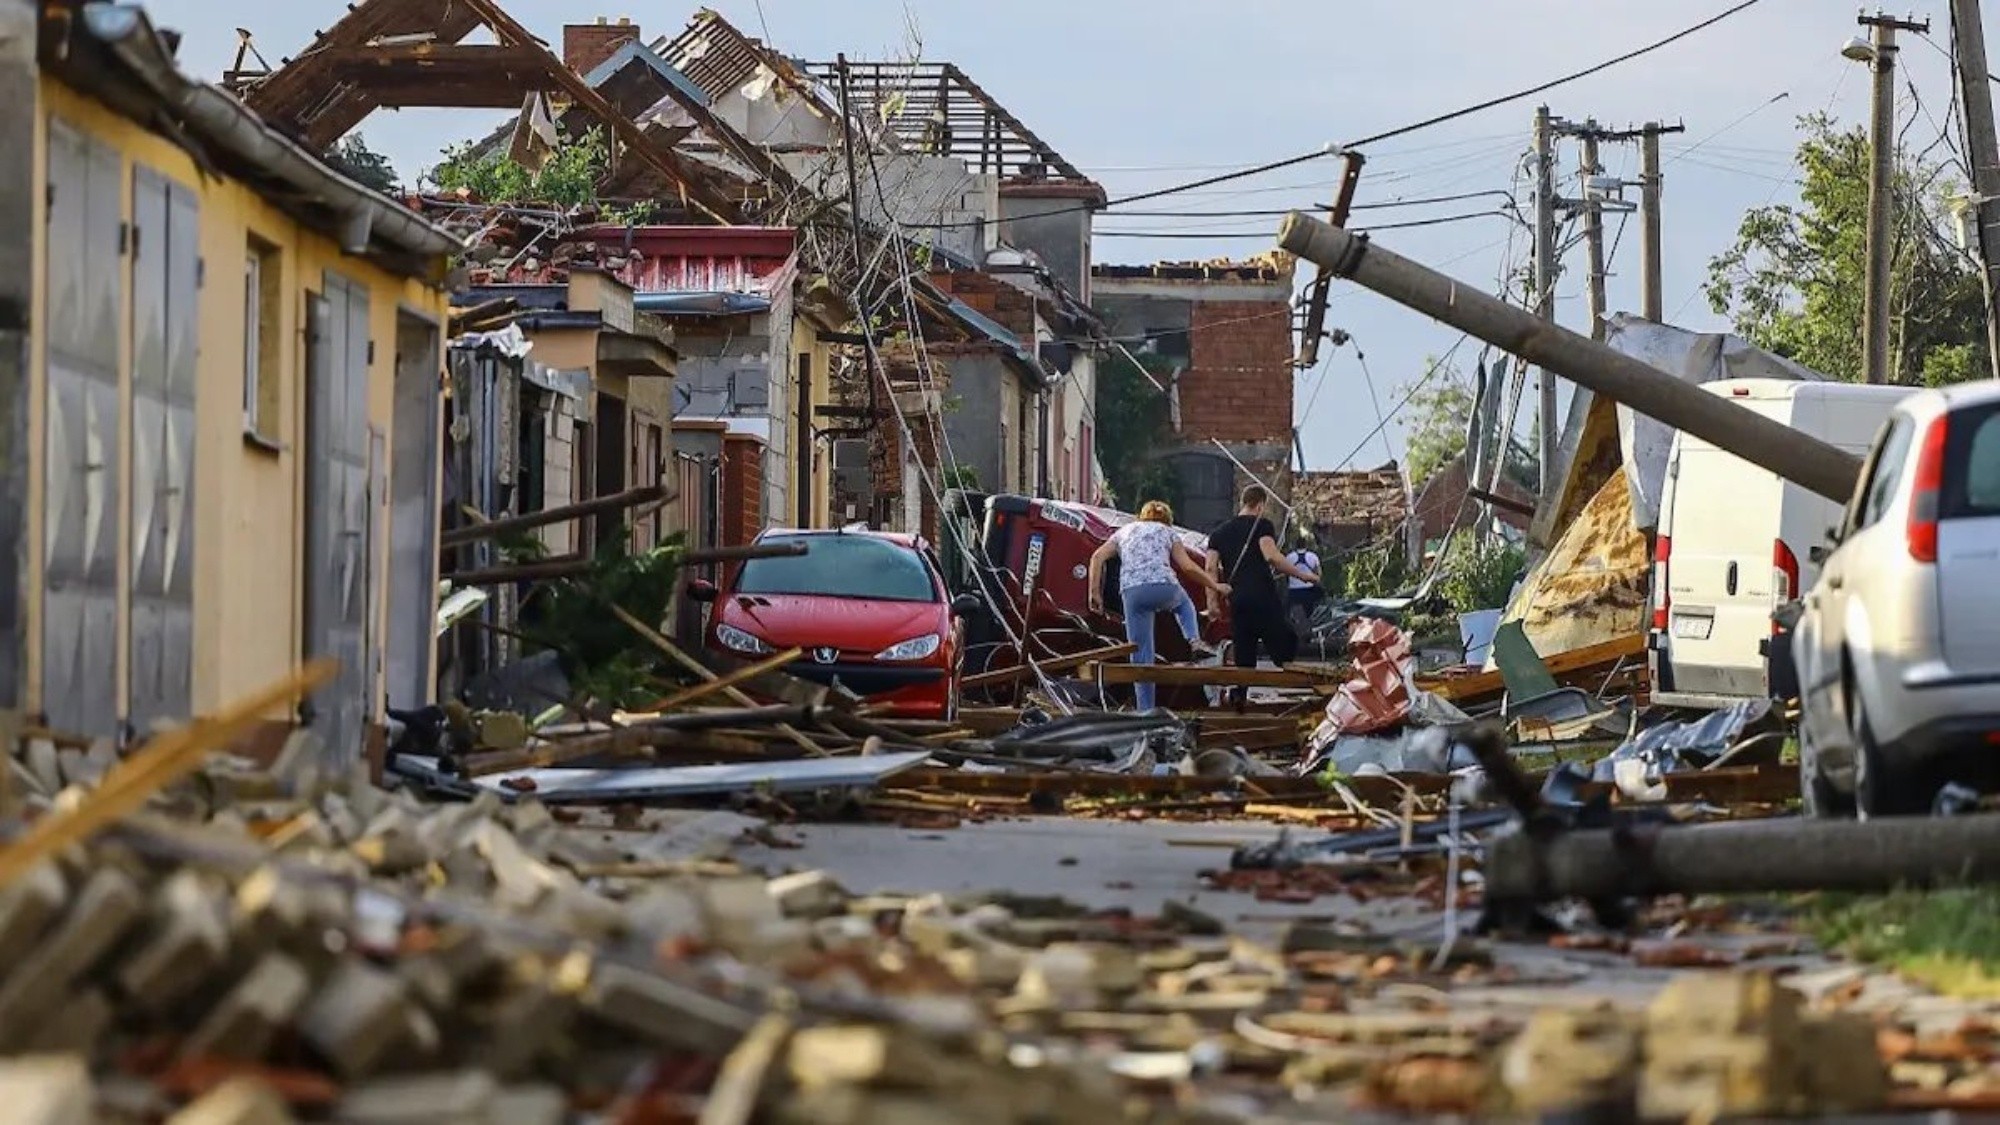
top-left (950, 592), bottom-right (985, 618)
top-left (686, 579), bottom-right (719, 604)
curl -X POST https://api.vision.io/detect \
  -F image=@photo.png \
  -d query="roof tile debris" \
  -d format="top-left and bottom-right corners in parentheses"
top-left (1093, 254), bottom-right (1296, 283)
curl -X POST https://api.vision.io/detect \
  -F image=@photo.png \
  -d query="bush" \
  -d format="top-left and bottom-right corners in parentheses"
top-left (1437, 535), bottom-right (1525, 614)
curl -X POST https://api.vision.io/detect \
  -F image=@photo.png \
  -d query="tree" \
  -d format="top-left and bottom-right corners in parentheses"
top-left (1095, 352), bottom-right (1183, 511)
top-left (325, 134), bottom-right (400, 195)
top-left (1705, 113), bottom-right (1987, 386)
top-left (427, 127), bottom-right (613, 209)
top-left (1398, 361), bottom-right (1539, 489)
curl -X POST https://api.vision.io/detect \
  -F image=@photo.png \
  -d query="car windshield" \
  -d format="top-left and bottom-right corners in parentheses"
top-left (734, 535), bottom-right (938, 602)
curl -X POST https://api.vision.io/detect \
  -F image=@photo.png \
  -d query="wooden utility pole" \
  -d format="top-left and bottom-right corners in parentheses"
top-left (1276, 213), bottom-right (1866, 504)
top-left (1858, 13), bottom-right (1929, 384)
top-left (1950, 0), bottom-right (2000, 378)
top-left (1532, 106), bottom-right (1560, 495)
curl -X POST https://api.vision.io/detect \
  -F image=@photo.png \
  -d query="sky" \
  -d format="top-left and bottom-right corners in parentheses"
top-left (146, 0), bottom-right (1980, 474)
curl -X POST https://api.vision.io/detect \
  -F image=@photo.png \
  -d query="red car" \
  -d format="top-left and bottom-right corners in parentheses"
top-left (690, 528), bottom-right (977, 719)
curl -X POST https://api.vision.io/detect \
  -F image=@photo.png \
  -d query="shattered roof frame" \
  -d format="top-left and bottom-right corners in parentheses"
top-left (802, 60), bottom-right (1095, 189)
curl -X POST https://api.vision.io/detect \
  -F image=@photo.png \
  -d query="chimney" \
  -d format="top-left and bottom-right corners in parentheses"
top-left (563, 16), bottom-right (639, 75)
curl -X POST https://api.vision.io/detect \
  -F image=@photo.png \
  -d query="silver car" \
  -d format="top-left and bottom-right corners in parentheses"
top-left (1794, 382), bottom-right (2000, 817)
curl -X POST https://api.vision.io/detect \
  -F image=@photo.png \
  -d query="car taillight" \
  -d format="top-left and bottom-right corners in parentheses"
top-left (1908, 415), bottom-right (1950, 563)
top-left (1650, 534), bottom-right (1672, 632)
top-left (1771, 538), bottom-right (1799, 635)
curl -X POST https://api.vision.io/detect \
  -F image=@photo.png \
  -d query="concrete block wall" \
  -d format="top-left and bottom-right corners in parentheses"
top-left (1179, 299), bottom-right (1294, 446)
top-left (538, 400), bottom-right (579, 556)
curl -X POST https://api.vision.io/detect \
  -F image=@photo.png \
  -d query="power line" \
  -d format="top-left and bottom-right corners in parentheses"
top-left (1099, 189), bottom-right (1520, 220)
top-left (919, 0), bottom-right (1772, 231)
top-left (1096, 209), bottom-right (1510, 239)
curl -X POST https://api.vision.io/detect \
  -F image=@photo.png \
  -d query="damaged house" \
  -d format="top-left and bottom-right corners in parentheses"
top-left (1092, 256), bottom-right (1299, 531)
top-left (11, 2), bottom-right (460, 757)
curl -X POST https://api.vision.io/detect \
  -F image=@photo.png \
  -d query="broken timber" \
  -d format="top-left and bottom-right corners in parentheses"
top-left (1275, 213), bottom-right (1864, 503)
top-left (1416, 634), bottom-right (1645, 704)
top-left (1088, 663), bottom-right (1338, 690)
top-left (440, 485), bottom-right (669, 548)
top-left (960, 642), bottom-right (1139, 692)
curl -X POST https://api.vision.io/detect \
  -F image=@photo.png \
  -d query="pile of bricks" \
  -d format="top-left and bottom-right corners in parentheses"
top-left (0, 728), bottom-right (1209, 1124)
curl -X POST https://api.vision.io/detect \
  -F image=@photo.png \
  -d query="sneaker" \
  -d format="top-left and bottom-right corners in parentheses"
top-left (1189, 639), bottom-right (1220, 661)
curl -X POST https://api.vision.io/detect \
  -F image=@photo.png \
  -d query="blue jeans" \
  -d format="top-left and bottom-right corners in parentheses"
top-left (1122, 581), bottom-right (1201, 712)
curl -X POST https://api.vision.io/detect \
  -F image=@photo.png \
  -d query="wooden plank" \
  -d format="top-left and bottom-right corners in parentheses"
top-left (610, 604), bottom-right (827, 758)
top-left (1419, 633), bottom-right (1646, 703)
top-left (636, 648), bottom-right (804, 714)
top-left (0, 660), bottom-right (337, 889)
top-left (961, 642), bottom-right (1138, 691)
top-left (1088, 663), bottom-right (1334, 689)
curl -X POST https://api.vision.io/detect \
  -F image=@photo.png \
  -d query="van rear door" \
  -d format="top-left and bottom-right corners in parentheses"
top-left (1665, 438), bottom-right (1786, 698)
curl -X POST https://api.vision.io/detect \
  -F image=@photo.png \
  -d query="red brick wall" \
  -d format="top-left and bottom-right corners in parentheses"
top-left (563, 20), bottom-right (640, 74)
top-left (720, 435), bottom-right (764, 548)
top-left (1179, 299), bottom-right (1294, 445)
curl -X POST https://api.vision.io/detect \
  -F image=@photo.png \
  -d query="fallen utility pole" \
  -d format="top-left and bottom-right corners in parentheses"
top-left (1276, 214), bottom-right (1865, 503)
top-left (1484, 812), bottom-right (2000, 903)
top-left (1950, 0), bottom-right (2000, 378)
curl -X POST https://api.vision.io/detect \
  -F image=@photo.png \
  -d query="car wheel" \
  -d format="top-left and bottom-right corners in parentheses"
top-left (1797, 729), bottom-right (1852, 819)
top-left (1852, 692), bottom-right (1930, 819)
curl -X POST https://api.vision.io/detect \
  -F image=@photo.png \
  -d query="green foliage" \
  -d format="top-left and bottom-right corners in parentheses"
top-left (1399, 362), bottom-right (1539, 490)
top-left (1095, 352), bottom-right (1182, 511)
top-left (1401, 373), bottom-right (1474, 486)
top-left (1811, 888), bottom-right (2000, 998)
top-left (519, 533), bottom-right (686, 708)
top-left (1436, 534), bottom-right (1524, 613)
top-left (1337, 536), bottom-right (1414, 601)
top-left (1706, 112), bottom-right (1988, 385)
top-left (941, 465), bottom-right (980, 491)
top-left (428, 128), bottom-right (610, 208)
top-left (325, 134), bottom-right (400, 194)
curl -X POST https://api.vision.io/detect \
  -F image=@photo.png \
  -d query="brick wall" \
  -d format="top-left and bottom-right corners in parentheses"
top-left (563, 19), bottom-right (639, 74)
top-left (1179, 299), bottom-right (1294, 446)
top-left (720, 434), bottom-right (765, 548)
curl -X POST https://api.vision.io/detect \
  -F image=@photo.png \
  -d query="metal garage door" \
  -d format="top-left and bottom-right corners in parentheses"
top-left (127, 166), bottom-right (197, 732)
top-left (41, 119), bottom-right (121, 737)
top-left (303, 275), bottom-right (374, 763)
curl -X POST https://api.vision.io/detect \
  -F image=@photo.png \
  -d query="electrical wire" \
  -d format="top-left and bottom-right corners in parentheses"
top-left (1096, 208), bottom-right (1512, 239)
top-left (1325, 337), bottom-right (1473, 473)
top-left (1664, 91), bottom-right (1790, 167)
top-left (910, 0), bottom-right (1771, 231)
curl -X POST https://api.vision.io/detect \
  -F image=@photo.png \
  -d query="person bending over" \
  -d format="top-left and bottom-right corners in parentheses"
top-left (1087, 499), bottom-right (1231, 713)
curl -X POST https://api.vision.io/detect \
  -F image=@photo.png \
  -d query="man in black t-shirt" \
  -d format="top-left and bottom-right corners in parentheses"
top-left (1206, 485), bottom-right (1320, 708)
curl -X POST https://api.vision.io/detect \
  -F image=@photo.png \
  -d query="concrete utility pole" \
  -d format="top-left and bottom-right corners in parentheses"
top-left (1275, 213), bottom-right (1865, 503)
top-left (1578, 130), bottom-right (1609, 342)
top-left (1639, 125), bottom-right (1667, 320)
top-left (1857, 13), bottom-right (1929, 384)
top-left (1950, 0), bottom-right (2000, 378)
top-left (1532, 106), bottom-right (1560, 494)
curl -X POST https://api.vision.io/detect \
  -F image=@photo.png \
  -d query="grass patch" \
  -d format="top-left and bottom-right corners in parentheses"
top-left (1809, 886), bottom-right (2000, 998)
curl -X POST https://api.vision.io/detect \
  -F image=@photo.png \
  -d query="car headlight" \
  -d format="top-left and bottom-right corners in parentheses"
top-left (874, 634), bottom-right (941, 662)
top-left (716, 623), bottom-right (771, 655)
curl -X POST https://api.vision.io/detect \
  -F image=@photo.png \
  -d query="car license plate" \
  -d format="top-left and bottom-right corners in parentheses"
top-left (1671, 615), bottom-right (1713, 641)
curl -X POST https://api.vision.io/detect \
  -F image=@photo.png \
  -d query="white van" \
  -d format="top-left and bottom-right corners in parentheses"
top-left (1650, 378), bottom-right (1915, 710)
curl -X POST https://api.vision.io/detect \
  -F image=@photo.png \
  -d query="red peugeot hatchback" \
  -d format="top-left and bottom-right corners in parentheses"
top-left (690, 528), bottom-right (978, 719)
